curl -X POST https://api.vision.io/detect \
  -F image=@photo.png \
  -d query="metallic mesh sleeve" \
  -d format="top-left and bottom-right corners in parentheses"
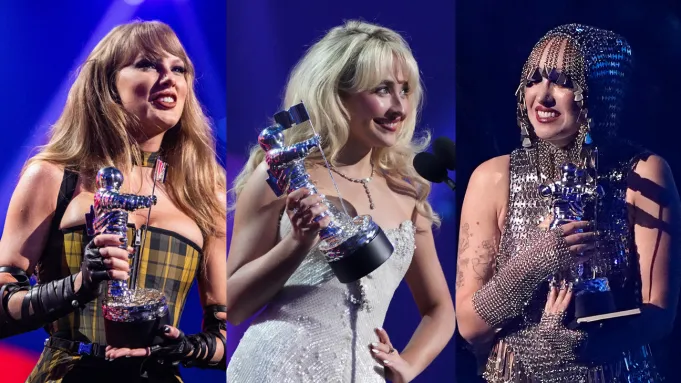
top-left (504, 313), bottom-right (590, 381)
top-left (472, 228), bottom-right (571, 328)
top-left (538, 311), bottom-right (588, 362)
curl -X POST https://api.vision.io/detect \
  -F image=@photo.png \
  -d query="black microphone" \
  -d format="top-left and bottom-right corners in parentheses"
top-left (433, 136), bottom-right (456, 171)
top-left (413, 152), bottom-right (455, 191)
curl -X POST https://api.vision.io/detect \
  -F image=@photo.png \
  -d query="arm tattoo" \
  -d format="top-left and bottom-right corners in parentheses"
top-left (456, 223), bottom-right (472, 288)
top-left (456, 258), bottom-right (469, 288)
top-left (458, 223), bottom-right (471, 254)
top-left (471, 239), bottom-right (496, 282)
top-left (456, 223), bottom-right (498, 288)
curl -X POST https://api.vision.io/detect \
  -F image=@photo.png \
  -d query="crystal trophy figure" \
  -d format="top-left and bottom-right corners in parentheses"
top-left (86, 167), bottom-right (169, 348)
top-left (259, 103), bottom-right (394, 283)
top-left (539, 162), bottom-right (618, 321)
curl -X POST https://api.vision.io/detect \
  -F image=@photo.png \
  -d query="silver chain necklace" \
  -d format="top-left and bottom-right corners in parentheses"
top-left (329, 162), bottom-right (375, 210)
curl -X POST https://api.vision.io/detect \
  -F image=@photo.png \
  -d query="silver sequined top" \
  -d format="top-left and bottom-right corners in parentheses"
top-left (227, 215), bottom-right (415, 383)
top-left (484, 145), bottom-right (659, 383)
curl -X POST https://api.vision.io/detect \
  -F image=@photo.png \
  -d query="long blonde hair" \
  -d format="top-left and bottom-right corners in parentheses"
top-left (24, 20), bottom-right (226, 242)
top-left (232, 20), bottom-right (438, 225)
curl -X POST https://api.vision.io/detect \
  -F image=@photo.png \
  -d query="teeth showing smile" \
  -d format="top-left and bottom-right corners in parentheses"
top-left (538, 110), bottom-right (557, 118)
top-left (151, 94), bottom-right (177, 109)
top-left (374, 118), bottom-right (400, 132)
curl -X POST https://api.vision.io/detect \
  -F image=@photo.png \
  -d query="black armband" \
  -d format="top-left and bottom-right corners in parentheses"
top-left (150, 305), bottom-right (226, 370)
top-left (0, 266), bottom-right (99, 339)
top-left (182, 304), bottom-right (226, 369)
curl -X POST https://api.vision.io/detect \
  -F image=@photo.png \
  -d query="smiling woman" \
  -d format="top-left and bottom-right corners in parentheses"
top-left (455, 24), bottom-right (681, 383)
top-left (117, 55), bottom-right (188, 140)
top-left (226, 20), bottom-right (455, 383)
top-left (0, 20), bottom-right (226, 382)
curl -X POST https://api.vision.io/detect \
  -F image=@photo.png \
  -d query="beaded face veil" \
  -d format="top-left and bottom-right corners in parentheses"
top-left (515, 24), bottom-right (634, 181)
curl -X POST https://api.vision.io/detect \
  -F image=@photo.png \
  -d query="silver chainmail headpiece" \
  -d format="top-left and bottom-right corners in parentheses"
top-left (516, 23), bottom-right (633, 181)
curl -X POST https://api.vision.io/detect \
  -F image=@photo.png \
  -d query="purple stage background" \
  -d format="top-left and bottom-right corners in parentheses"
top-left (0, 1), bottom-right (225, 382)
top-left (225, 0), bottom-right (457, 381)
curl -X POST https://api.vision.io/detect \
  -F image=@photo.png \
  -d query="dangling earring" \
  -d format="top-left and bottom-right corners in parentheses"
top-left (520, 123), bottom-right (533, 148)
top-left (516, 82), bottom-right (533, 148)
top-left (576, 107), bottom-right (596, 172)
top-left (581, 108), bottom-right (593, 146)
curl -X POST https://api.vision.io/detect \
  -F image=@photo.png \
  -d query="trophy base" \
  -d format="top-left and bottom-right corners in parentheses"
top-left (102, 288), bottom-right (170, 348)
top-left (573, 277), bottom-right (616, 319)
top-left (566, 277), bottom-right (642, 329)
top-left (574, 290), bottom-right (617, 319)
top-left (104, 311), bottom-right (170, 348)
top-left (574, 308), bottom-right (641, 326)
top-left (328, 226), bottom-right (393, 283)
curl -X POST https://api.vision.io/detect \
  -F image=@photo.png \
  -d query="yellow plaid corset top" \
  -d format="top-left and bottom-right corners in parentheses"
top-left (36, 223), bottom-right (202, 344)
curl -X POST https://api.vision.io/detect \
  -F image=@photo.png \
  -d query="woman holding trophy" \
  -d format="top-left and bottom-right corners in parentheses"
top-left (455, 24), bottom-right (681, 382)
top-left (227, 20), bottom-right (455, 382)
top-left (0, 21), bottom-right (226, 381)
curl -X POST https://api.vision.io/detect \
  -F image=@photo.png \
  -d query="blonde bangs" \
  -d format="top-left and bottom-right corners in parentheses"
top-left (352, 40), bottom-right (421, 97)
top-left (231, 20), bottom-right (439, 226)
top-left (114, 22), bottom-right (194, 75)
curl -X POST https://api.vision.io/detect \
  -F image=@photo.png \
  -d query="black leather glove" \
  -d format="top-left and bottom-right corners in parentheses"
top-left (150, 305), bottom-right (226, 369)
top-left (0, 238), bottom-right (113, 339)
top-left (78, 237), bottom-right (112, 298)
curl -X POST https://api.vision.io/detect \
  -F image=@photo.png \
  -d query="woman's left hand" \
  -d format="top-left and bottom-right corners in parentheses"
top-left (370, 328), bottom-right (416, 383)
top-left (538, 280), bottom-right (587, 361)
top-left (105, 325), bottom-right (187, 361)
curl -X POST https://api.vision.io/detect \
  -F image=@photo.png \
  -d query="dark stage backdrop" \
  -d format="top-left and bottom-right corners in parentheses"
top-left (0, 1), bottom-right (225, 382)
top-left (455, 1), bottom-right (681, 381)
top-left (225, 0), bottom-right (456, 381)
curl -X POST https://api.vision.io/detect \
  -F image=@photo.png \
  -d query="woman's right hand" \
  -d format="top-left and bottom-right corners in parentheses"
top-left (80, 234), bottom-right (133, 293)
top-left (285, 188), bottom-right (331, 247)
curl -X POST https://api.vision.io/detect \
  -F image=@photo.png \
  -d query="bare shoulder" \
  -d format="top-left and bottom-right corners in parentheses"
top-left (629, 154), bottom-right (679, 206)
top-left (14, 161), bottom-right (65, 210)
top-left (461, 155), bottom-right (510, 229)
top-left (230, 160), bottom-right (286, 235)
top-left (237, 161), bottom-right (284, 209)
top-left (469, 154), bottom-right (510, 189)
top-left (0, 161), bottom-right (65, 270)
top-left (21, 160), bottom-right (65, 187)
top-left (632, 154), bottom-right (674, 183)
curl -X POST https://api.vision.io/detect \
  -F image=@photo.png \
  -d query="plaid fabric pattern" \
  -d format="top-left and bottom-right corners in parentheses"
top-left (26, 347), bottom-right (82, 383)
top-left (28, 224), bottom-right (201, 382)
top-left (27, 346), bottom-right (184, 383)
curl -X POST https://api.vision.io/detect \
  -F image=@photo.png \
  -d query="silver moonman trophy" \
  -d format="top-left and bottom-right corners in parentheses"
top-left (85, 167), bottom-right (169, 348)
top-left (538, 162), bottom-right (617, 320)
top-left (258, 103), bottom-right (394, 283)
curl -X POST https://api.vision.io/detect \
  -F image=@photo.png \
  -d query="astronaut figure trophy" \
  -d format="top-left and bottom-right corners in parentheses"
top-left (538, 161), bottom-right (623, 322)
top-left (86, 167), bottom-right (169, 348)
top-left (258, 102), bottom-right (394, 283)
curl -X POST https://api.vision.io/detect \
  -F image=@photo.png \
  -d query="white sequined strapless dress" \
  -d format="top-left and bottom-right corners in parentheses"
top-left (227, 215), bottom-right (415, 383)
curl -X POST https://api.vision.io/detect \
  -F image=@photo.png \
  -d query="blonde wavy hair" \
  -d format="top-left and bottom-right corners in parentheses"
top-left (232, 20), bottom-right (439, 226)
top-left (24, 20), bottom-right (226, 243)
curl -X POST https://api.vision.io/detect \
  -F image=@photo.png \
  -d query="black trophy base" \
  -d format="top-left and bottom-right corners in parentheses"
top-left (574, 290), bottom-right (617, 319)
top-left (568, 290), bottom-right (641, 329)
top-left (329, 227), bottom-right (394, 284)
top-left (104, 312), bottom-right (170, 348)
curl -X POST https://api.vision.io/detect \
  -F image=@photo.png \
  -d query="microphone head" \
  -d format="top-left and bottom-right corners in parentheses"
top-left (413, 152), bottom-right (447, 183)
top-left (433, 136), bottom-right (456, 170)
